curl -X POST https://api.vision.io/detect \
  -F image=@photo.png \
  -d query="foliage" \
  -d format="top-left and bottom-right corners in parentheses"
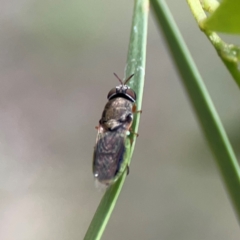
top-left (85, 0), bottom-right (240, 239)
top-left (84, 0), bottom-right (148, 239)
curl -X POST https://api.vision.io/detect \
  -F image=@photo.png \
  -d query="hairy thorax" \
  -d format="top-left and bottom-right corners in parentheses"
top-left (100, 98), bottom-right (133, 131)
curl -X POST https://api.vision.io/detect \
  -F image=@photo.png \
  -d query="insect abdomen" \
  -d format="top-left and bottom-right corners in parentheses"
top-left (93, 130), bottom-right (125, 183)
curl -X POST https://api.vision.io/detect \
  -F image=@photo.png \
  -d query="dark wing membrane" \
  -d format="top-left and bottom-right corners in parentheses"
top-left (93, 128), bottom-right (126, 184)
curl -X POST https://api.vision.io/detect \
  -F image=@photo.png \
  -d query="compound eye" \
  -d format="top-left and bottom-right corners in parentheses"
top-left (107, 88), bottom-right (117, 99)
top-left (126, 88), bottom-right (136, 101)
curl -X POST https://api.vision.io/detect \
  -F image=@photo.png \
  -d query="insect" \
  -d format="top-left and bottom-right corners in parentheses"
top-left (93, 73), bottom-right (138, 186)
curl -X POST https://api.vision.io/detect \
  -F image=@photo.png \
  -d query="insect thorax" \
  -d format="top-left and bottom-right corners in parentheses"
top-left (100, 97), bottom-right (133, 131)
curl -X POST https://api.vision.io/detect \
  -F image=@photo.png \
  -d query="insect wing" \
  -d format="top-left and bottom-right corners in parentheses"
top-left (93, 126), bottom-right (127, 184)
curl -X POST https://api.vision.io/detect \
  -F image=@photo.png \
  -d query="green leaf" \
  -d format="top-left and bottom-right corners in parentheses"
top-left (84, 139), bottom-right (131, 240)
top-left (83, 1), bottom-right (148, 239)
top-left (186, 0), bottom-right (240, 87)
top-left (150, 0), bottom-right (240, 222)
top-left (125, 0), bottom-right (148, 158)
top-left (203, 0), bottom-right (240, 34)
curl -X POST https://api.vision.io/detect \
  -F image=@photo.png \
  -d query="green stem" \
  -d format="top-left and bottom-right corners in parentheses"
top-left (83, 1), bottom-right (149, 239)
top-left (200, 0), bottom-right (220, 13)
top-left (83, 171), bottom-right (127, 240)
top-left (150, 0), bottom-right (240, 222)
top-left (186, 0), bottom-right (240, 87)
top-left (125, 0), bottom-right (148, 159)
top-left (186, 0), bottom-right (207, 24)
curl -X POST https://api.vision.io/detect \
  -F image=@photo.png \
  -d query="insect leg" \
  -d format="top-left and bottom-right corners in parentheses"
top-left (132, 104), bottom-right (142, 114)
top-left (126, 165), bottom-right (130, 175)
top-left (129, 129), bottom-right (139, 137)
top-left (95, 123), bottom-right (102, 130)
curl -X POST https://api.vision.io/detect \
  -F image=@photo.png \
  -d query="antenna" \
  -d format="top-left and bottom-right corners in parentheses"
top-left (124, 74), bottom-right (134, 85)
top-left (113, 73), bottom-right (134, 85)
top-left (113, 73), bottom-right (123, 85)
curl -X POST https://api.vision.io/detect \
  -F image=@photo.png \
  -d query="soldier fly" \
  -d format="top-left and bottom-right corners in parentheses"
top-left (93, 73), bottom-right (138, 186)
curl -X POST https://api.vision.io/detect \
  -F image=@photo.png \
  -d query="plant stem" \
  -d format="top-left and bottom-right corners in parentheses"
top-left (125, 0), bottom-right (149, 159)
top-left (186, 0), bottom-right (240, 87)
top-left (200, 0), bottom-right (219, 13)
top-left (150, 0), bottom-right (240, 222)
top-left (83, 1), bottom-right (149, 239)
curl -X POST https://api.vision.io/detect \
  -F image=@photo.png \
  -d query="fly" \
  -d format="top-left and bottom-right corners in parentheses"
top-left (93, 73), bottom-right (138, 186)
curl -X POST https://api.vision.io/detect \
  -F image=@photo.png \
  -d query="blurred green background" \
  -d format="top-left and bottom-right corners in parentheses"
top-left (0, 0), bottom-right (240, 239)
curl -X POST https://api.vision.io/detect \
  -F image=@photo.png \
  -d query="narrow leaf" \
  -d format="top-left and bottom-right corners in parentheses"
top-left (84, 0), bottom-right (149, 239)
top-left (150, 0), bottom-right (240, 222)
top-left (203, 0), bottom-right (240, 34)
